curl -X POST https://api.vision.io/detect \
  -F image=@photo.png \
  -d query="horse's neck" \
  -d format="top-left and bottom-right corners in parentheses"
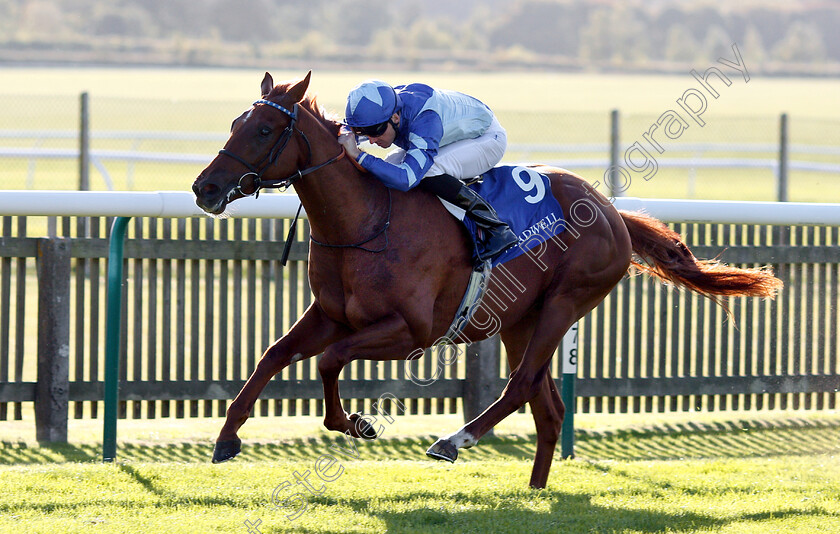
top-left (292, 124), bottom-right (387, 245)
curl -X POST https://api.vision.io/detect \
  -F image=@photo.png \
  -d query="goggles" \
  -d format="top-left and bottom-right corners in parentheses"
top-left (351, 120), bottom-right (392, 138)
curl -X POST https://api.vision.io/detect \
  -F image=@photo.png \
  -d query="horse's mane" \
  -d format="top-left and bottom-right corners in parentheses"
top-left (268, 82), bottom-right (342, 137)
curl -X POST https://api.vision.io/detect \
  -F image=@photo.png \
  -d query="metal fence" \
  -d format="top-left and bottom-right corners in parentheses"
top-left (1, 210), bottom-right (838, 440)
top-left (1, 92), bottom-right (839, 440)
top-left (2, 93), bottom-right (840, 203)
top-left (4, 132), bottom-right (840, 192)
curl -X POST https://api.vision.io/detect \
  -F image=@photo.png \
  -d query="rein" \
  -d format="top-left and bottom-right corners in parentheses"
top-left (219, 97), bottom-right (391, 257)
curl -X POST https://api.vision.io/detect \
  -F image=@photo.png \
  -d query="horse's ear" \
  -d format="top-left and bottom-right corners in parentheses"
top-left (260, 72), bottom-right (274, 98)
top-left (286, 71), bottom-right (312, 103)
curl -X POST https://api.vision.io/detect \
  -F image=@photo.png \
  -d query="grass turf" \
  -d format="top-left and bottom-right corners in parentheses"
top-left (1, 411), bottom-right (838, 533)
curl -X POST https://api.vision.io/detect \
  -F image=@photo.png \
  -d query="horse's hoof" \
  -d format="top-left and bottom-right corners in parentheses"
top-left (349, 412), bottom-right (379, 440)
top-left (426, 438), bottom-right (458, 463)
top-left (212, 438), bottom-right (242, 463)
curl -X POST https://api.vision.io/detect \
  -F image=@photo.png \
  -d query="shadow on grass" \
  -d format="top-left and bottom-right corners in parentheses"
top-left (267, 491), bottom-right (727, 534)
top-left (263, 457), bottom-right (840, 534)
top-left (574, 416), bottom-right (840, 461)
top-left (0, 441), bottom-right (214, 465)
top-left (0, 441), bottom-right (100, 464)
top-left (1, 416), bottom-right (838, 466)
top-left (266, 490), bottom-right (840, 534)
top-left (116, 463), bottom-right (247, 508)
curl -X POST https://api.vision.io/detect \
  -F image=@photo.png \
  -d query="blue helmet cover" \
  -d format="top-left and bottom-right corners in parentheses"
top-left (344, 80), bottom-right (399, 127)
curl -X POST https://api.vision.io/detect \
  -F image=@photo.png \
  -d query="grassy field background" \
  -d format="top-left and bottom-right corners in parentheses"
top-left (1, 67), bottom-right (839, 532)
top-left (4, 67), bottom-right (840, 116)
top-left (1, 410), bottom-right (839, 533)
top-left (1, 67), bottom-right (839, 202)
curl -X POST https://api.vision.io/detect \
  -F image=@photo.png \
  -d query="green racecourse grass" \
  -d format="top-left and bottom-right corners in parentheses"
top-left (1, 67), bottom-right (839, 202)
top-left (1, 410), bottom-right (839, 533)
top-left (2, 68), bottom-right (840, 532)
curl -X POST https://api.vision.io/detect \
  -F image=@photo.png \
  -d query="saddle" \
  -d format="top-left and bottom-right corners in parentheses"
top-left (440, 165), bottom-right (567, 343)
top-left (444, 165), bottom-right (566, 267)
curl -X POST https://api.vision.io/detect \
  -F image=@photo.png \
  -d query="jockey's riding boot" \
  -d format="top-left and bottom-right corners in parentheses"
top-left (453, 183), bottom-right (519, 262)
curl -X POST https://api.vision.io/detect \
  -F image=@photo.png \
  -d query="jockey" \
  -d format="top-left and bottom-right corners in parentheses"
top-left (338, 80), bottom-right (518, 264)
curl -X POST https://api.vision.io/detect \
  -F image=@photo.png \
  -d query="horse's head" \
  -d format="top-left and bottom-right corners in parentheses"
top-left (193, 72), bottom-right (313, 215)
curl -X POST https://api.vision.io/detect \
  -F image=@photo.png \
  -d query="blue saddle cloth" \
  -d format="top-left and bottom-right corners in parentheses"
top-left (461, 165), bottom-right (566, 266)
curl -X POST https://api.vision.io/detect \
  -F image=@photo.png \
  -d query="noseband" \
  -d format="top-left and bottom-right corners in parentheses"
top-left (217, 99), bottom-right (344, 201)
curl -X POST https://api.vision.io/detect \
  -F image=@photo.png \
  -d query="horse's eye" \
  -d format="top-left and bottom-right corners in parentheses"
top-left (259, 126), bottom-right (272, 137)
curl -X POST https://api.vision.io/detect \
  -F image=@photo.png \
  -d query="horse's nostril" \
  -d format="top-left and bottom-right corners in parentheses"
top-left (195, 182), bottom-right (220, 198)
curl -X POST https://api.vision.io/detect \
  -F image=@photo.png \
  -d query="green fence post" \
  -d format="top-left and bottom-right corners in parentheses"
top-left (560, 322), bottom-right (578, 459)
top-left (103, 216), bottom-right (131, 462)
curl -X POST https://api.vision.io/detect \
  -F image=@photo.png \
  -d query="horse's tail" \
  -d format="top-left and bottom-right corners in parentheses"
top-left (619, 210), bottom-right (782, 308)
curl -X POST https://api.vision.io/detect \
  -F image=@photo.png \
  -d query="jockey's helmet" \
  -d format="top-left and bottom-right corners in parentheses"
top-left (344, 80), bottom-right (400, 128)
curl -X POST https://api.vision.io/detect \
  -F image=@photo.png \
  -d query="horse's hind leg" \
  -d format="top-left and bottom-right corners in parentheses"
top-left (528, 375), bottom-right (564, 488)
top-left (427, 302), bottom-right (577, 472)
top-left (317, 314), bottom-right (418, 438)
top-left (213, 302), bottom-right (350, 463)
top-left (504, 321), bottom-right (565, 489)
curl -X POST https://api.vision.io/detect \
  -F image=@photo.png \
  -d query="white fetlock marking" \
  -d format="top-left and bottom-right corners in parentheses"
top-left (444, 428), bottom-right (477, 449)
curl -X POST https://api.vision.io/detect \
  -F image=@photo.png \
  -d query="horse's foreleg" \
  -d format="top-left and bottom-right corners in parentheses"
top-left (213, 302), bottom-right (350, 463)
top-left (316, 314), bottom-right (416, 438)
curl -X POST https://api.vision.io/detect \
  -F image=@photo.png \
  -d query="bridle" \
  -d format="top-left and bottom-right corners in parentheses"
top-left (216, 97), bottom-right (390, 256)
top-left (217, 99), bottom-right (345, 201)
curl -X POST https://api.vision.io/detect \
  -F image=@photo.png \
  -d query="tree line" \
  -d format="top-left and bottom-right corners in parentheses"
top-left (1, 0), bottom-right (837, 74)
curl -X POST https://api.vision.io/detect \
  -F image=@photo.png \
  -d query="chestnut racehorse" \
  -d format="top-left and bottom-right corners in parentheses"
top-left (192, 72), bottom-right (781, 488)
